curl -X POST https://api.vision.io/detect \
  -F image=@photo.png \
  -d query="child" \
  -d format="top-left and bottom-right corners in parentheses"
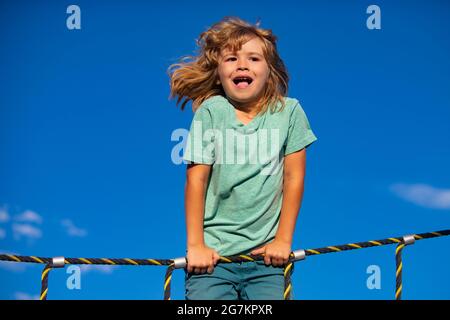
top-left (168, 16), bottom-right (317, 300)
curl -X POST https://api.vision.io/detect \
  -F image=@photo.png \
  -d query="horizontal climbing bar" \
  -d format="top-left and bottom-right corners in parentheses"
top-left (0, 229), bottom-right (448, 300)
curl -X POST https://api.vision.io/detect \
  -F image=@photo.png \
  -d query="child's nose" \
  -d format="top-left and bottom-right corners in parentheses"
top-left (237, 65), bottom-right (249, 71)
top-left (237, 59), bottom-right (249, 70)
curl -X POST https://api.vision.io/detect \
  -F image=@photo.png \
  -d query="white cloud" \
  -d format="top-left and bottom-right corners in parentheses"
top-left (0, 228), bottom-right (5, 239)
top-left (14, 292), bottom-right (39, 300)
top-left (390, 183), bottom-right (450, 210)
top-left (14, 210), bottom-right (42, 224)
top-left (12, 223), bottom-right (42, 240)
top-left (0, 250), bottom-right (28, 273)
top-left (0, 208), bottom-right (9, 223)
top-left (80, 264), bottom-right (114, 274)
top-left (61, 219), bottom-right (87, 237)
top-left (0, 262), bottom-right (27, 272)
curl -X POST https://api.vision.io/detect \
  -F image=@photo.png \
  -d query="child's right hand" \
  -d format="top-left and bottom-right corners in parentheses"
top-left (186, 244), bottom-right (220, 274)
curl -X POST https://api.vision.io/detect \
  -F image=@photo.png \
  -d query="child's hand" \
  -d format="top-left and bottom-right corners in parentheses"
top-left (250, 240), bottom-right (292, 267)
top-left (186, 244), bottom-right (220, 274)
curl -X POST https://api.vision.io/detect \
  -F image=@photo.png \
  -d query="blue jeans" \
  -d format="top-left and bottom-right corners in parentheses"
top-left (185, 260), bottom-right (291, 300)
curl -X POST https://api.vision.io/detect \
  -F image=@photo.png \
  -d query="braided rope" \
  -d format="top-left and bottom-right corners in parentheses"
top-left (164, 263), bottom-right (175, 300)
top-left (0, 229), bottom-right (448, 300)
top-left (40, 264), bottom-right (52, 300)
top-left (395, 242), bottom-right (405, 300)
top-left (284, 261), bottom-right (294, 299)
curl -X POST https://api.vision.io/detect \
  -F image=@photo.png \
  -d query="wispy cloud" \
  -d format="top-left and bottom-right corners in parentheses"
top-left (390, 183), bottom-right (450, 210)
top-left (80, 264), bottom-right (114, 274)
top-left (0, 228), bottom-right (5, 239)
top-left (14, 292), bottom-right (39, 300)
top-left (0, 250), bottom-right (28, 273)
top-left (14, 210), bottom-right (43, 224)
top-left (61, 219), bottom-right (87, 237)
top-left (12, 223), bottom-right (42, 240)
top-left (0, 207), bottom-right (9, 223)
top-left (0, 262), bottom-right (27, 272)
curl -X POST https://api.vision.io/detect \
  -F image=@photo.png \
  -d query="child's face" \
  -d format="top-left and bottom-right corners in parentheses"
top-left (217, 37), bottom-right (270, 108)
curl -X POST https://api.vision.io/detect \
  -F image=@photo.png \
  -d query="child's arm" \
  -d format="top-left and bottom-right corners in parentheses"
top-left (251, 148), bottom-right (307, 266)
top-left (185, 163), bottom-right (220, 274)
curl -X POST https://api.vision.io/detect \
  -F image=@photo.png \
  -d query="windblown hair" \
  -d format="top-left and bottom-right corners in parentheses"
top-left (168, 16), bottom-right (289, 114)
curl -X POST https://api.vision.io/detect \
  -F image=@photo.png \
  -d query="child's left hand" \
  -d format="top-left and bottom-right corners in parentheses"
top-left (250, 240), bottom-right (292, 267)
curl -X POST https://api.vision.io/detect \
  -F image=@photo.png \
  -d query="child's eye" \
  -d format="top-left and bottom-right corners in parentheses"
top-left (224, 56), bottom-right (259, 62)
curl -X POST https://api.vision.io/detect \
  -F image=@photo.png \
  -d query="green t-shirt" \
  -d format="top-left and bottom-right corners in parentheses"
top-left (183, 95), bottom-right (317, 256)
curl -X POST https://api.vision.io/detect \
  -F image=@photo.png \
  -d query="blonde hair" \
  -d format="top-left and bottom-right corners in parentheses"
top-left (168, 16), bottom-right (289, 114)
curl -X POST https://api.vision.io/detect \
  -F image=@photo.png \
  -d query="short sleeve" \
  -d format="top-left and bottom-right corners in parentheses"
top-left (284, 100), bottom-right (318, 155)
top-left (183, 106), bottom-right (216, 165)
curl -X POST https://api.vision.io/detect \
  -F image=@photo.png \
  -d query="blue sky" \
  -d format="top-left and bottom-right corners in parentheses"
top-left (1, 0), bottom-right (449, 300)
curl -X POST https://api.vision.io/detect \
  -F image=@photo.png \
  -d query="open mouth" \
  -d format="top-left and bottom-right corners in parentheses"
top-left (232, 76), bottom-right (253, 89)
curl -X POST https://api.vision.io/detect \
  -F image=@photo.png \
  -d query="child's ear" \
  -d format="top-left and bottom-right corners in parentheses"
top-left (216, 79), bottom-right (221, 85)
